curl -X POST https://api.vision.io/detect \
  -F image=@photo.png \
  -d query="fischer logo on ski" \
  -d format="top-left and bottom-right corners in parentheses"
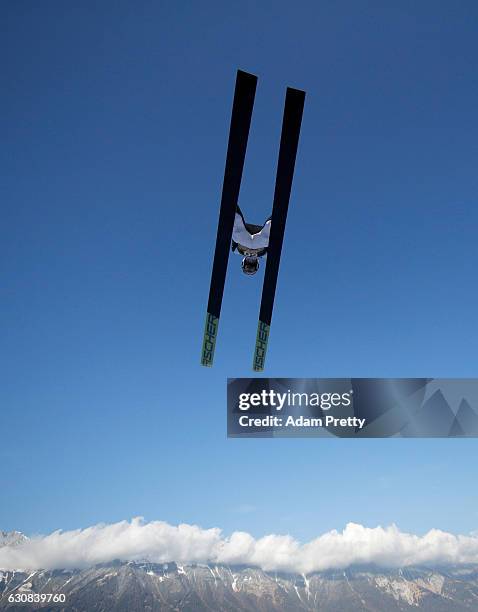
top-left (201, 312), bottom-right (219, 367)
top-left (253, 321), bottom-right (270, 371)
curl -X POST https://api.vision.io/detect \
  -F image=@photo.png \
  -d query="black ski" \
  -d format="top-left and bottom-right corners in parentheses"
top-left (253, 87), bottom-right (305, 371)
top-left (201, 70), bottom-right (258, 366)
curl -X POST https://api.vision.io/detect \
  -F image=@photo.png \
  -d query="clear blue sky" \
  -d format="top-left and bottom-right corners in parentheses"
top-left (1, 1), bottom-right (478, 540)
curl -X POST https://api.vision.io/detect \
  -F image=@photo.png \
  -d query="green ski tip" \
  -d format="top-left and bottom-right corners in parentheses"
top-left (201, 312), bottom-right (219, 367)
top-left (253, 320), bottom-right (270, 371)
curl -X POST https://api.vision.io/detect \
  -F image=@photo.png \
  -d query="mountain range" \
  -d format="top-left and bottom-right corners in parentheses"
top-left (1, 529), bottom-right (478, 611)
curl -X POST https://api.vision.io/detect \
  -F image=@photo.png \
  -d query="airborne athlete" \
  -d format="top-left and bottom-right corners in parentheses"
top-left (201, 69), bottom-right (305, 371)
top-left (232, 205), bottom-right (271, 275)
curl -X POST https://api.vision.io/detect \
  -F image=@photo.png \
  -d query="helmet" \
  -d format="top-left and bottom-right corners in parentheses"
top-left (241, 256), bottom-right (259, 276)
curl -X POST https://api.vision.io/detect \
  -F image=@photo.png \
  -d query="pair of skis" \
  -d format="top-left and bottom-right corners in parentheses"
top-left (201, 69), bottom-right (305, 371)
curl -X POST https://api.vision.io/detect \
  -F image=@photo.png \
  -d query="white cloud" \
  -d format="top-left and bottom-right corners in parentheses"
top-left (1, 518), bottom-right (478, 573)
